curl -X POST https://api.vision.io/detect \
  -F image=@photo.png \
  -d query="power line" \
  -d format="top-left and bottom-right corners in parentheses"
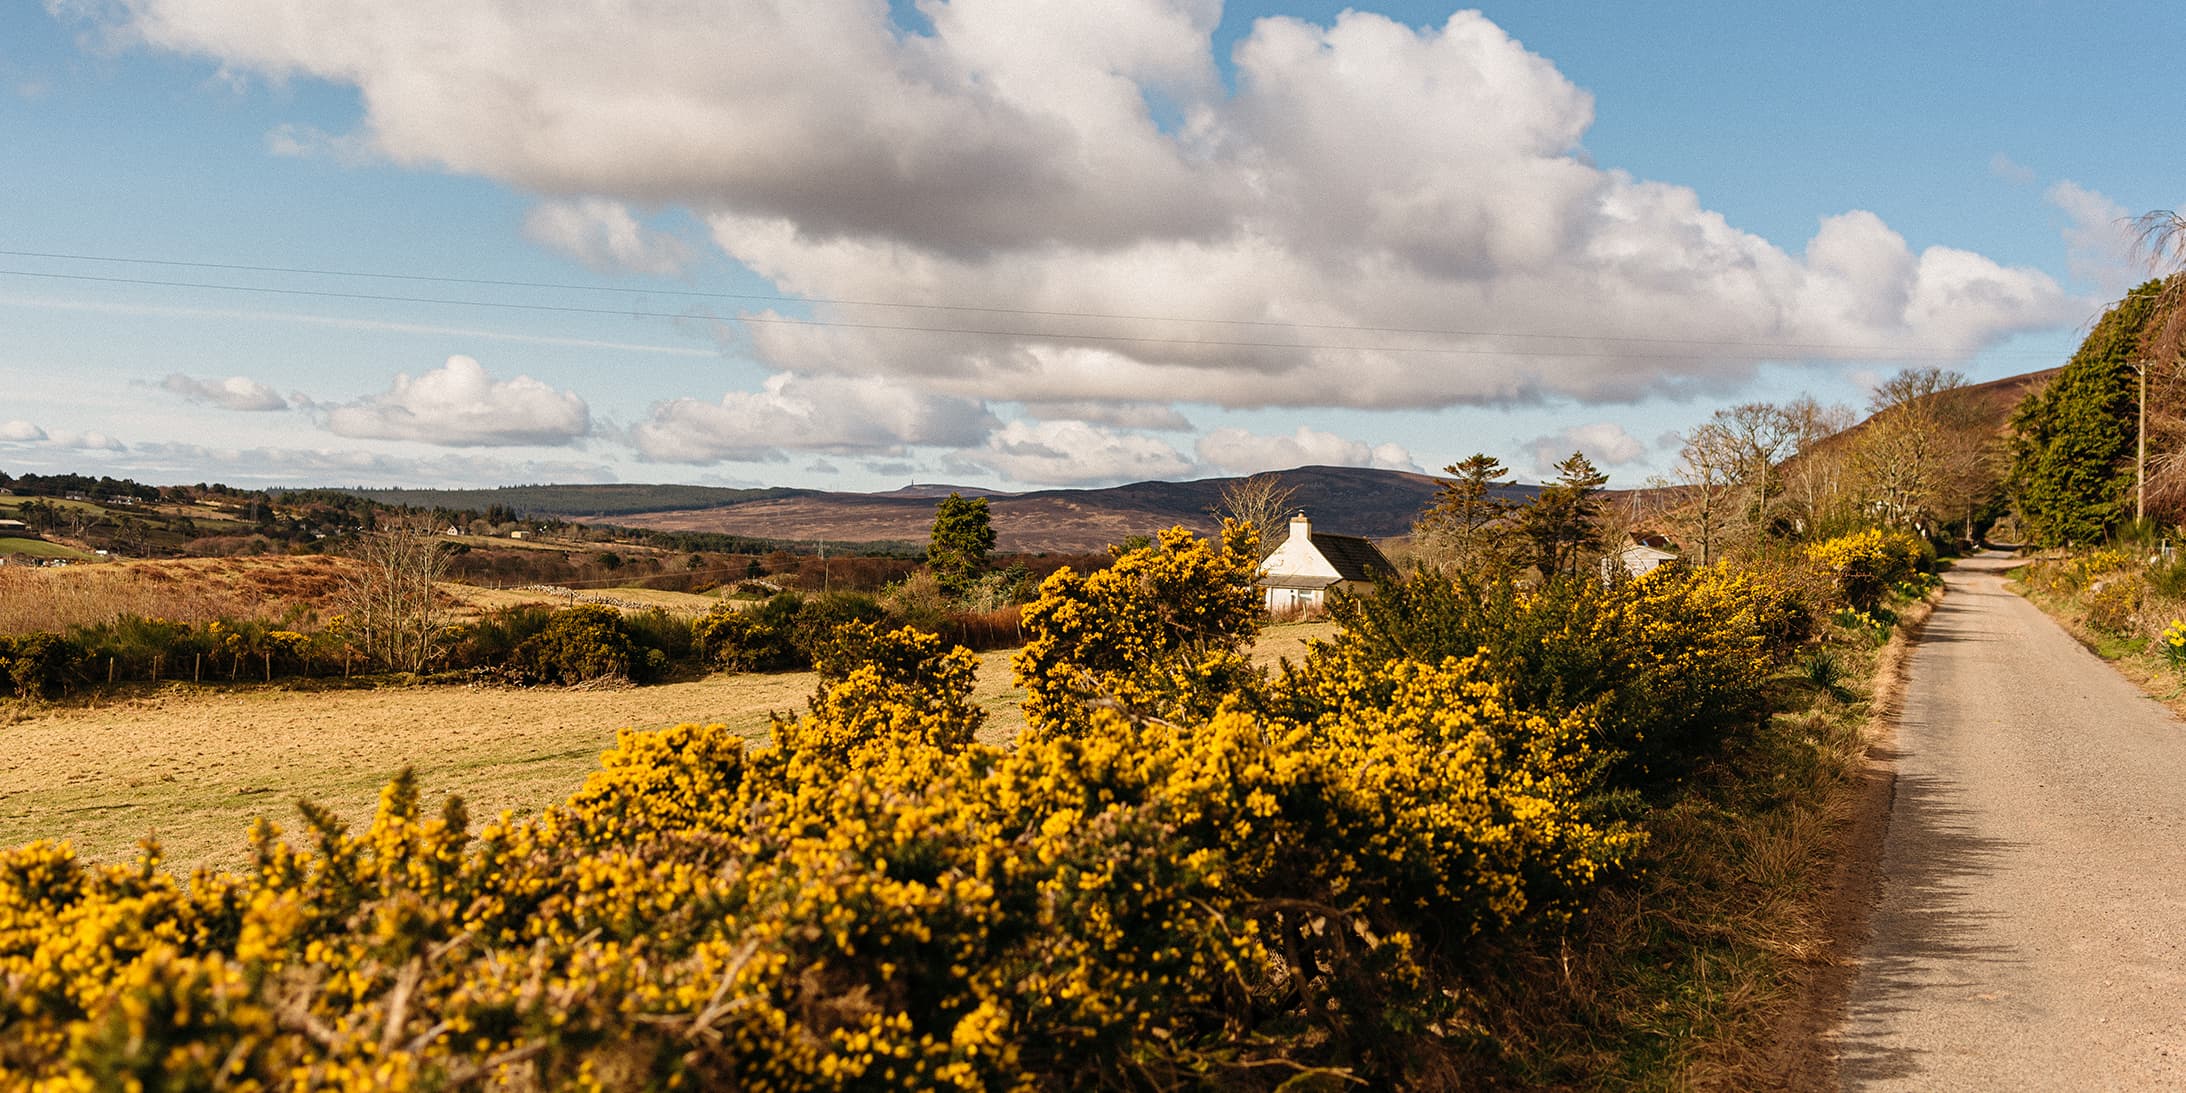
top-left (0, 265), bottom-right (2054, 362)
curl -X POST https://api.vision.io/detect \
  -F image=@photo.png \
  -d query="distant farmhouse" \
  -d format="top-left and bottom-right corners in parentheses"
top-left (1256, 512), bottom-right (1396, 614)
top-left (1607, 532), bottom-right (1679, 579)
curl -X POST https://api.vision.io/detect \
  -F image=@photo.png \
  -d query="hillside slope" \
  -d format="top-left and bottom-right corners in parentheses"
top-left (610, 465), bottom-right (1506, 553)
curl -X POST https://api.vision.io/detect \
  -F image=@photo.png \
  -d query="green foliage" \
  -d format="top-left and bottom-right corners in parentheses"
top-left (2010, 283), bottom-right (2159, 546)
top-left (927, 492), bottom-right (997, 597)
top-left (695, 594), bottom-right (804, 672)
top-left (1301, 565), bottom-right (1789, 790)
top-left (512, 604), bottom-right (649, 684)
top-left (0, 633), bottom-right (84, 699)
top-left (696, 592), bottom-right (889, 673)
top-left (1517, 452), bottom-right (1609, 578)
top-left (1415, 452), bottom-right (1516, 572)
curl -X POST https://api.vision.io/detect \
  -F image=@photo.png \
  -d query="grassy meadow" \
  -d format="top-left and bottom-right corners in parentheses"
top-left (1, 599), bottom-right (1336, 872)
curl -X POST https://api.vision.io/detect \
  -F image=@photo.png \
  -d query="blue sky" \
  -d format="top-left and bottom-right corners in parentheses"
top-left (1, 1), bottom-right (2179, 492)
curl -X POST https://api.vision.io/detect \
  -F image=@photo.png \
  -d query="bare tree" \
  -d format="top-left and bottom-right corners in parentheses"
top-left (1779, 395), bottom-right (1856, 532)
top-left (1714, 402), bottom-right (1797, 542)
top-left (338, 517), bottom-right (453, 674)
top-left (1214, 473), bottom-right (1298, 554)
top-left (2128, 212), bottom-right (2186, 520)
top-left (1667, 422), bottom-right (1738, 565)
top-left (1846, 367), bottom-right (1992, 536)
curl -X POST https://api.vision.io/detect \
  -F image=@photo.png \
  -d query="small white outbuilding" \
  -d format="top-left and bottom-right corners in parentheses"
top-left (1256, 512), bottom-right (1396, 614)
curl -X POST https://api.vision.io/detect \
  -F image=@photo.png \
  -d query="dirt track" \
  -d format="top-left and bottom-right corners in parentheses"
top-left (1831, 554), bottom-right (2186, 1087)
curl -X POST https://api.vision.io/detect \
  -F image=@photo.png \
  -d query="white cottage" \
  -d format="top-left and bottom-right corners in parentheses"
top-left (1257, 512), bottom-right (1396, 614)
top-left (1606, 532), bottom-right (1679, 579)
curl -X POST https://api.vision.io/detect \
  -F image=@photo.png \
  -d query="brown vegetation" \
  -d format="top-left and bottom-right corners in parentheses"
top-left (0, 555), bottom-right (354, 636)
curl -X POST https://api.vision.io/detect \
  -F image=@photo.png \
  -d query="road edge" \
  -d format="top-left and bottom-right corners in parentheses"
top-left (1763, 585), bottom-right (1940, 1089)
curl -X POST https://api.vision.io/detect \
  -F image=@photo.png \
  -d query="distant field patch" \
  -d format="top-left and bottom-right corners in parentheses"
top-left (0, 537), bottom-right (93, 559)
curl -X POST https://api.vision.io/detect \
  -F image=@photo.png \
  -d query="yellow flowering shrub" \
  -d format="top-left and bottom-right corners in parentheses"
top-left (1013, 523), bottom-right (1264, 732)
top-left (1310, 562), bottom-right (1788, 789)
top-left (1804, 527), bottom-right (1926, 611)
top-left (0, 526), bottom-right (1801, 1088)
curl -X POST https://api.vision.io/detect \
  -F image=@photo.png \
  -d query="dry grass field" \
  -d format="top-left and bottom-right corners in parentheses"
top-left (1, 620), bottom-right (1339, 872)
top-left (0, 555), bottom-right (354, 634)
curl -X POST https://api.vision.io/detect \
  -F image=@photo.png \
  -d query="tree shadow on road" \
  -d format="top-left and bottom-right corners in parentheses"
top-left (1826, 755), bottom-right (2023, 1089)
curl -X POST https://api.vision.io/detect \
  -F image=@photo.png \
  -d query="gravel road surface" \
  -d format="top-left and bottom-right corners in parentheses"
top-left (1834, 553), bottom-right (2186, 1088)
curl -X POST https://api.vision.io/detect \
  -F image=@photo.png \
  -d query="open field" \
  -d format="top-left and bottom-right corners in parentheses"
top-left (0, 554), bottom-right (353, 634)
top-left (0, 537), bottom-right (93, 559)
top-left (441, 582), bottom-right (728, 616)
top-left (1, 620), bottom-right (1337, 872)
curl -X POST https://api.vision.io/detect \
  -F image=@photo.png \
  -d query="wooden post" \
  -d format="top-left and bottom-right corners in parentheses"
top-left (194, 653), bottom-right (201, 684)
top-left (107, 657), bottom-right (114, 685)
top-left (264, 651), bottom-right (271, 683)
top-left (152, 654), bottom-right (161, 683)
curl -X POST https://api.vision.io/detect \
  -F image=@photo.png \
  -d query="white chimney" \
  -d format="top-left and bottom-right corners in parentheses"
top-left (1289, 511), bottom-right (1311, 542)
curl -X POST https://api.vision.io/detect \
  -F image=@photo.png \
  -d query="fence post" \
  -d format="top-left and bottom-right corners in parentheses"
top-left (194, 653), bottom-right (201, 684)
top-left (152, 654), bottom-right (161, 683)
top-left (264, 651), bottom-right (271, 683)
top-left (107, 657), bottom-right (114, 685)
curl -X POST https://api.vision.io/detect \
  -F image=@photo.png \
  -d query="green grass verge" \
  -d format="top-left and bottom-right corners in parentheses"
top-left (0, 537), bottom-right (94, 559)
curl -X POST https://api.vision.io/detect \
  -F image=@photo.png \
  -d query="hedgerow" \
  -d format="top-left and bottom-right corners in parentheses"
top-left (0, 525), bottom-right (1823, 1087)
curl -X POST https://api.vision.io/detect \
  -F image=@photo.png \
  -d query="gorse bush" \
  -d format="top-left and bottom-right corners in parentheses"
top-left (0, 642), bottom-right (1634, 1086)
top-left (511, 604), bottom-right (648, 684)
top-left (1804, 527), bottom-right (1927, 612)
top-left (0, 524), bottom-right (1831, 1087)
top-left (1306, 563), bottom-right (1792, 791)
top-left (1013, 522), bottom-right (1265, 732)
top-left (0, 633), bottom-right (84, 699)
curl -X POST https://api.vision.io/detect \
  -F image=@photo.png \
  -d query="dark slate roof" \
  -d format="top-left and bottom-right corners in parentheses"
top-left (1308, 532), bottom-right (1396, 583)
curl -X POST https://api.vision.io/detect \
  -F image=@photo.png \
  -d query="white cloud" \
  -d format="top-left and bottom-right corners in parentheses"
top-left (1196, 425), bottom-right (1416, 475)
top-left (160, 372), bottom-right (289, 411)
top-left (2047, 180), bottom-right (2136, 294)
top-left (1989, 153), bottom-right (2036, 185)
top-left (0, 420), bottom-right (47, 442)
top-left (326, 355), bottom-right (591, 446)
top-left (1525, 421), bottom-right (1648, 477)
top-left (121, 442), bottom-right (614, 488)
top-left (98, 3), bottom-right (2077, 419)
top-left (523, 197), bottom-right (693, 276)
top-left (47, 430), bottom-right (126, 452)
top-left (975, 420), bottom-right (1194, 487)
top-left (631, 373), bottom-right (993, 463)
top-left (1017, 400), bottom-right (1193, 431)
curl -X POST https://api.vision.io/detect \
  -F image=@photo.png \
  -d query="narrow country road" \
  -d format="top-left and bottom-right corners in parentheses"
top-left (1834, 553), bottom-right (2186, 1088)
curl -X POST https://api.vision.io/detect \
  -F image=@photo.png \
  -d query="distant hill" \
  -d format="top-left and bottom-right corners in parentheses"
top-left (329, 483), bottom-right (810, 518)
top-left (606, 466), bottom-right (1537, 553)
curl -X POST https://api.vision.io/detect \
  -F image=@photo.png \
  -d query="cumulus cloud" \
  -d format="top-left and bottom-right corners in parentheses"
top-left (523, 197), bottom-right (693, 276)
top-left (2047, 180), bottom-right (2136, 294)
top-left (632, 373), bottom-right (994, 463)
top-left (1196, 425), bottom-right (1416, 475)
top-left (0, 420), bottom-right (47, 442)
top-left (47, 430), bottom-right (126, 452)
top-left (1525, 421), bottom-right (1649, 477)
top-left (326, 355), bottom-right (591, 446)
top-left (100, 2), bottom-right (2077, 417)
top-left (976, 420), bottom-right (1193, 487)
top-left (160, 372), bottom-right (289, 411)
